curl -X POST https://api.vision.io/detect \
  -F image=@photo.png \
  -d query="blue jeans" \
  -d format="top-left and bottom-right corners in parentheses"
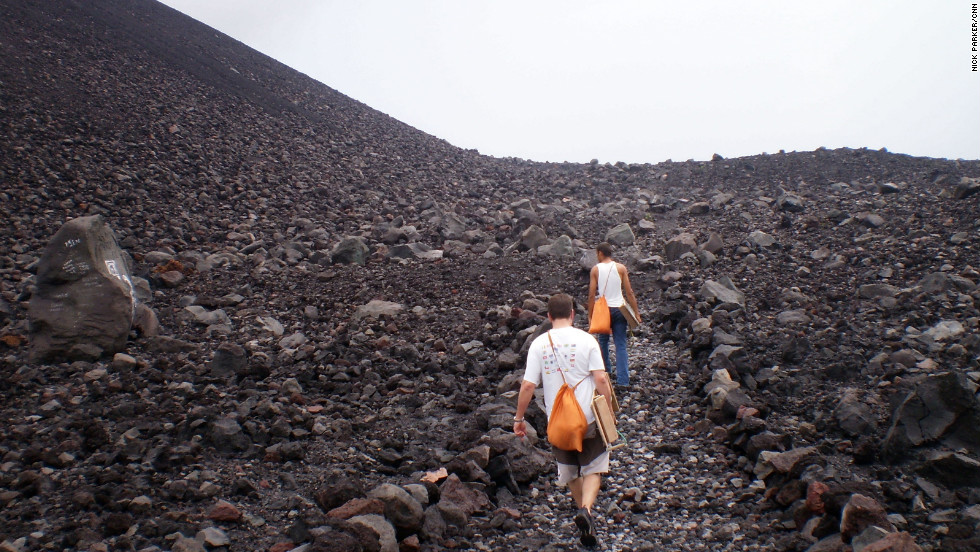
top-left (597, 307), bottom-right (629, 386)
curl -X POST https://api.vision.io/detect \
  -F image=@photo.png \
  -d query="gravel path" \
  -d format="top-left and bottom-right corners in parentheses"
top-left (484, 333), bottom-right (779, 551)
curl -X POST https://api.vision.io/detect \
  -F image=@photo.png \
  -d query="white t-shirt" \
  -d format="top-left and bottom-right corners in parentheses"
top-left (523, 326), bottom-right (605, 424)
top-left (596, 261), bottom-right (625, 308)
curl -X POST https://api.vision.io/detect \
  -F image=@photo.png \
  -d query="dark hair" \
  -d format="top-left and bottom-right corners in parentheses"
top-left (596, 242), bottom-right (613, 258)
top-left (547, 293), bottom-right (574, 319)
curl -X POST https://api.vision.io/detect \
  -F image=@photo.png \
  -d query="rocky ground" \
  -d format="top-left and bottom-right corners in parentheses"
top-left (2, 0), bottom-right (980, 551)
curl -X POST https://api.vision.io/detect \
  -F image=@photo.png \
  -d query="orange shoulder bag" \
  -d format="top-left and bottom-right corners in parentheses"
top-left (588, 263), bottom-right (613, 335)
top-left (545, 331), bottom-right (589, 452)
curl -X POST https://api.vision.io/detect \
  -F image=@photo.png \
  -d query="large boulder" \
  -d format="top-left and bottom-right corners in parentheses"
top-left (539, 234), bottom-right (575, 258)
top-left (207, 417), bottom-right (251, 452)
top-left (578, 249), bottom-right (599, 271)
top-left (210, 342), bottom-right (247, 379)
top-left (858, 284), bottom-right (900, 300)
top-left (29, 215), bottom-right (136, 362)
top-left (438, 214), bottom-right (467, 241)
top-left (353, 300), bottom-right (404, 321)
top-left (331, 236), bottom-right (370, 265)
top-left (708, 345), bottom-right (749, 374)
top-left (882, 372), bottom-right (980, 459)
top-left (859, 532), bottom-right (923, 552)
top-left (366, 483), bottom-right (424, 534)
top-left (664, 233), bottom-right (698, 261)
top-left (479, 429), bottom-right (552, 483)
top-left (916, 451), bottom-right (980, 488)
top-left (754, 446), bottom-right (821, 480)
top-left (347, 514), bottom-right (397, 552)
top-left (748, 230), bottom-right (776, 248)
top-left (387, 242), bottom-right (443, 261)
top-left (777, 192), bottom-right (805, 212)
top-left (699, 279), bottom-right (746, 307)
top-left (517, 225), bottom-right (549, 251)
top-left (604, 223), bottom-right (635, 247)
top-left (700, 232), bottom-right (724, 254)
top-left (833, 390), bottom-right (877, 437)
top-left (438, 474), bottom-right (492, 517)
top-left (840, 494), bottom-right (895, 543)
top-left (952, 176), bottom-right (980, 199)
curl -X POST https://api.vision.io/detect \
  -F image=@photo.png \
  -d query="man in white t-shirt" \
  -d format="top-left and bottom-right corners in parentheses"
top-left (513, 293), bottom-right (615, 547)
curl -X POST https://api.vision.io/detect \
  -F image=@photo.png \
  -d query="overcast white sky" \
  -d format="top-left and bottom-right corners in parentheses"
top-left (158, 0), bottom-right (979, 164)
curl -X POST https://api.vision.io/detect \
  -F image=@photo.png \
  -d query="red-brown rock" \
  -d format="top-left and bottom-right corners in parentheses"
top-left (807, 481), bottom-right (830, 514)
top-left (327, 498), bottom-right (385, 520)
top-left (862, 532), bottom-right (923, 552)
top-left (840, 494), bottom-right (895, 543)
top-left (207, 499), bottom-right (243, 523)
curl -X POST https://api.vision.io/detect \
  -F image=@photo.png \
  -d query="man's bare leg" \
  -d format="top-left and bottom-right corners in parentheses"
top-left (571, 474), bottom-right (602, 546)
top-left (568, 473), bottom-right (603, 510)
top-left (580, 473), bottom-right (602, 512)
top-left (568, 477), bottom-right (585, 507)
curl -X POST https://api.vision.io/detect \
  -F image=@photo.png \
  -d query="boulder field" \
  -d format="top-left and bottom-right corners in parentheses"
top-left (1, 0), bottom-right (979, 551)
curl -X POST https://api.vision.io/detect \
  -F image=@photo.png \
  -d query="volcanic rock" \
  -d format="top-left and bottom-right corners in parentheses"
top-left (916, 451), bottom-right (980, 488)
top-left (882, 372), bottom-right (980, 459)
top-left (922, 320), bottom-right (965, 342)
top-left (833, 390), bottom-right (877, 437)
top-left (539, 234), bottom-right (575, 257)
top-left (210, 342), bottom-right (247, 378)
top-left (700, 278), bottom-right (746, 307)
top-left (208, 417), bottom-right (251, 452)
top-left (840, 494), bottom-right (895, 543)
top-left (438, 473), bottom-right (493, 517)
top-left (197, 527), bottom-right (231, 547)
top-left (953, 176), bottom-right (980, 199)
top-left (28, 215), bottom-right (135, 361)
top-left (132, 302), bottom-right (161, 337)
top-left (748, 230), bottom-right (776, 248)
top-left (688, 201), bottom-right (711, 215)
top-left (605, 223), bottom-right (635, 246)
top-left (328, 498), bottom-right (386, 520)
top-left (665, 233), bottom-right (698, 261)
top-left (518, 225), bottom-right (549, 251)
top-left (366, 484), bottom-right (424, 534)
top-left (700, 232), bottom-right (724, 254)
top-left (859, 531), bottom-right (923, 552)
top-left (388, 242), bottom-right (443, 261)
top-left (858, 284), bottom-right (900, 299)
top-left (776, 309), bottom-right (811, 326)
top-left (777, 192), bottom-right (805, 212)
top-left (207, 499), bottom-right (244, 522)
top-left (332, 237), bottom-right (370, 265)
top-left (354, 301), bottom-right (404, 320)
top-left (347, 514), bottom-right (397, 552)
top-left (316, 478), bottom-right (366, 513)
top-left (708, 344), bottom-right (748, 374)
top-left (755, 447), bottom-right (821, 480)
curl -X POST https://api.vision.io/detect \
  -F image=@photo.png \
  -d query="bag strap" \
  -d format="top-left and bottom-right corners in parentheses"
top-left (597, 262), bottom-right (614, 298)
top-left (547, 331), bottom-right (589, 390)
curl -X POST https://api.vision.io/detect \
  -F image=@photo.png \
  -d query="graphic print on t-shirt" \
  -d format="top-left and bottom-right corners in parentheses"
top-left (542, 341), bottom-right (579, 376)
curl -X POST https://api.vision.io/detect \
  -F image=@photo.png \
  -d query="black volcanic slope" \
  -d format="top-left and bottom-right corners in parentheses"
top-left (2, 1), bottom-right (979, 551)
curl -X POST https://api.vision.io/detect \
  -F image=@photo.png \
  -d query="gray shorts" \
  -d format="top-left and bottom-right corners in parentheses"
top-left (552, 423), bottom-right (610, 485)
